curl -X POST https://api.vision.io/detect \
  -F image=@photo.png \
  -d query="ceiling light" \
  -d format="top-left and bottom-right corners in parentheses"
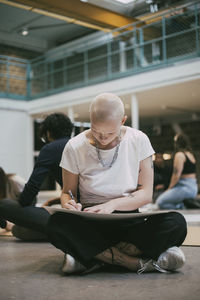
top-left (21, 27), bottom-right (29, 36)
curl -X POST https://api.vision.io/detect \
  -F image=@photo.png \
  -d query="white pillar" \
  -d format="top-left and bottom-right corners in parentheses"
top-left (119, 41), bottom-right (126, 72)
top-left (67, 106), bottom-right (74, 122)
top-left (131, 94), bottom-right (139, 129)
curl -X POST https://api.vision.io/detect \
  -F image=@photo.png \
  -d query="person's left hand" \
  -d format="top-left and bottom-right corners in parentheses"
top-left (83, 201), bottom-right (114, 214)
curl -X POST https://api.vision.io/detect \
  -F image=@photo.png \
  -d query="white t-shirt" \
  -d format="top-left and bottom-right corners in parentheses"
top-left (60, 126), bottom-right (154, 207)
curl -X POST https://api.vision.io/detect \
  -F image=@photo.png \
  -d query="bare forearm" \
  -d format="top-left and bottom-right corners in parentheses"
top-left (42, 197), bottom-right (61, 207)
top-left (84, 188), bottom-right (152, 214)
top-left (61, 192), bottom-right (74, 207)
top-left (168, 174), bottom-right (180, 189)
top-left (110, 189), bottom-right (152, 211)
top-left (61, 192), bottom-right (82, 211)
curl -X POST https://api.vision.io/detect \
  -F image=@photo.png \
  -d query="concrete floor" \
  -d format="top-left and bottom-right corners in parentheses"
top-left (0, 237), bottom-right (199, 300)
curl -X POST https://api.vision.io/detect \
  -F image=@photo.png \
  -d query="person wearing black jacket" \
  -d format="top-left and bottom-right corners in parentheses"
top-left (0, 113), bottom-right (73, 238)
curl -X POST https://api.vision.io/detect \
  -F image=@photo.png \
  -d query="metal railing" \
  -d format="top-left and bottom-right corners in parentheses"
top-left (0, 1), bottom-right (199, 101)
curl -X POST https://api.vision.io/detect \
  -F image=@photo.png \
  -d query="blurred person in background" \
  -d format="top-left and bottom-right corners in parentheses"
top-left (153, 153), bottom-right (172, 202)
top-left (155, 133), bottom-right (198, 210)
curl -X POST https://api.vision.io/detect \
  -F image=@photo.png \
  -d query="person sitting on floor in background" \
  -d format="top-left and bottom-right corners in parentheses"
top-left (19, 113), bottom-right (74, 207)
top-left (46, 92), bottom-right (187, 275)
top-left (155, 133), bottom-right (198, 210)
top-left (0, 113), bottom-right (73, 240)
top-left (153, 153), bottom-right (172, 202)
top-left (0, 167), bottom-right (26, 231)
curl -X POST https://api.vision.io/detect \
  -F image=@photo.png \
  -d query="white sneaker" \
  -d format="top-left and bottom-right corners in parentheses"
top-left (62, 254), bottom-right (86, 274)
top-left (62, 254), bottom-right (102, 275)
top-left (138, 246), bottom-right (185, 274)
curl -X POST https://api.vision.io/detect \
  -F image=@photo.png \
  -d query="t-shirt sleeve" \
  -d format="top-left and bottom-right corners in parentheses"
top-left (139, 131), bottom-right (155, 161)
top-left (60, 142), bottom-right (79, 174)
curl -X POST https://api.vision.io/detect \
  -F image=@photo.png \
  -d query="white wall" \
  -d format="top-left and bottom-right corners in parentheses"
top-left (0, 109), bottom-right (33, 180)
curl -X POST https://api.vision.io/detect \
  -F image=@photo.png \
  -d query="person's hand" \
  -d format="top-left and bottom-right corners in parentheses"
top-left (83, 202), bottom-right (114, 214)
top-left (6, 221), bottom-right (14, 231)
top-left (63, 200), bottom-right (82, 211)
top-left (155, 184), bottom-right (164, 191)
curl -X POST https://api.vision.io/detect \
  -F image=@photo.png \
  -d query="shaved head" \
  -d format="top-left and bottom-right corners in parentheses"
top-left (90, 93), bottom-right (125, 122)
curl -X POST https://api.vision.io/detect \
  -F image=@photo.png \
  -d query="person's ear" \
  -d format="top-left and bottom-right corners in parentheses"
top-left (121, 115), bottom-right (127, 125)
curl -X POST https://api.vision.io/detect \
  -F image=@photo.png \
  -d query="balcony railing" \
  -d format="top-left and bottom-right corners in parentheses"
top-left (0, 2), bottom-right (199, 101)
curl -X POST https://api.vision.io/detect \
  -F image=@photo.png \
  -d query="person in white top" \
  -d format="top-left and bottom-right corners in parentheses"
top-left (47, 93), bottom-right (187, 275)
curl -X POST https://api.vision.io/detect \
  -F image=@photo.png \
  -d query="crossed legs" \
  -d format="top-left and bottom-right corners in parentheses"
top-left (95, 242), bottom-right (142, 271)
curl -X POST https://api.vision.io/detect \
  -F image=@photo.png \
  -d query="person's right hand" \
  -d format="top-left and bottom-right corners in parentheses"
top-left (62, 200), bottom-right (82, 211)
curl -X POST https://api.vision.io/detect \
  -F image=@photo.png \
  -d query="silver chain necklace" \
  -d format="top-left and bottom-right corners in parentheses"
top-left (95, 134), bottom-right (121, 168)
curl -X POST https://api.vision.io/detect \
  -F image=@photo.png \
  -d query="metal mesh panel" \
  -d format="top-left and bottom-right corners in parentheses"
top-left (88, 57), bottom-right (107, 80)
top-left (166, 30), bottom-right (196, 59)
top-left (0, 60), bottom-right (7, 92)
top-left (8, 64), bottom-right (26, 77)
top-left (126, 48), bottom-right (134, 70)
top-left (111, 53), bottom-right (120, 73)
top-left (32, 62), bottom-right (45, 77)
top-left (88, 45), bottom-right (107, 60)
top-left (9, 78), bottom-right (26, 95)
top-left (111, 40), bottom-right (120, 73)
top-left (67, 65), bottom-right (84, 85)
top-left (53, 70), bottom-right (64, 89)
top-left (31, 77), bottom-right (46, 95)
top-left (143, 20), bottom-right (163, 41)
top-left (0, 77), bottom-right (7, 93)
top-left (64, 54), bottom-right (84, 85)
top-left (166, 13), bottom-right (195, 35)
top-left (0, 60), bottom-right (7, 74)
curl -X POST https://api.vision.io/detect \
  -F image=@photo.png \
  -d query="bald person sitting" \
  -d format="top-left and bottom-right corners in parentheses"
top-left (46, 93), bottom-right (187, 275)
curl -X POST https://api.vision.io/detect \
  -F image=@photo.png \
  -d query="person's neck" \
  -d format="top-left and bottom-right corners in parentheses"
top-left (96, 136), bottom-right (120, 150)
top-left (86, 126), bottom-right (126, 150)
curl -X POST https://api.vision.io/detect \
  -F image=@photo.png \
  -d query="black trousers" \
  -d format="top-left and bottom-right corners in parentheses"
top-left (0, 198), bottom-right (50, 233)
top-left (46, 211), bottom-right (187, 267)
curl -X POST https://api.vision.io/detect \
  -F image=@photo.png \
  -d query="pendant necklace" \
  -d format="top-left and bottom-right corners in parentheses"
top-left (95, 133), bottom-right (121, 168)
